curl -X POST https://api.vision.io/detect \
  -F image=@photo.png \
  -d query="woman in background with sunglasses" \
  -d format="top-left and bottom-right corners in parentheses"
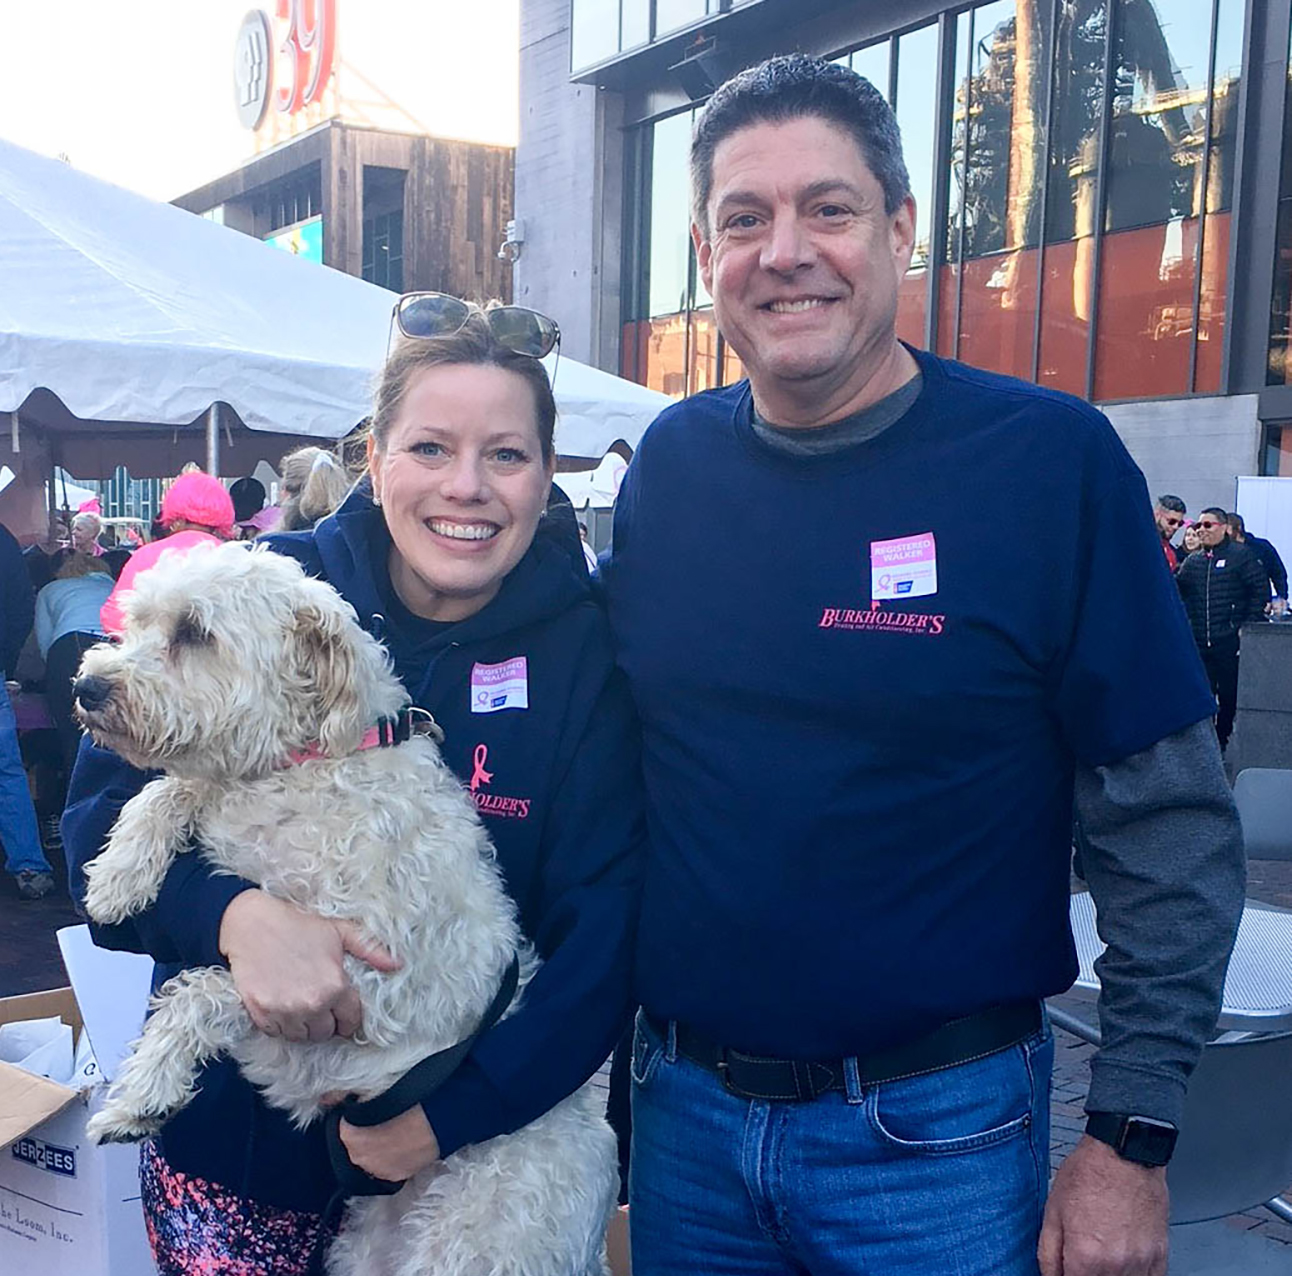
top-left (63, 298), bottom-right (644, 1274)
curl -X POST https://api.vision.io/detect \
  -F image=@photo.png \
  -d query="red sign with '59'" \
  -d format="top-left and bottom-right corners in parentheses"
top-left (234, 0), bottom-right (337, 130)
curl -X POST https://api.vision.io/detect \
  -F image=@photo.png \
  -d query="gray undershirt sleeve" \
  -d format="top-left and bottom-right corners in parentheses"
top-left (1075, 717), bottom-right (1246, 1126)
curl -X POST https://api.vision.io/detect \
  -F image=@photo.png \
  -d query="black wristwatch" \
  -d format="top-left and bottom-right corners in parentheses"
top-left (1085, 1112), bottom-right (1178, 1167)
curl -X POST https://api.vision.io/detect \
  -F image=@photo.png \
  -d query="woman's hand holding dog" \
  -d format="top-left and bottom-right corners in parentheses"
top-left (339, 1107), bottom-right (442, 1183)
top-left (219, 890), bottom-right (401, 1041)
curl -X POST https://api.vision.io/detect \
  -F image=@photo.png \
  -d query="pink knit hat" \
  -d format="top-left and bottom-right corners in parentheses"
top-left (160, 472), bottom-right (235, 535)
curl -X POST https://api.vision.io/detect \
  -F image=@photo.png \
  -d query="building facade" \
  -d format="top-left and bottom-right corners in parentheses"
top-left (517, 0), bottom-right (1292, 512)
top-left (174, 122), bottom-right (514, 305)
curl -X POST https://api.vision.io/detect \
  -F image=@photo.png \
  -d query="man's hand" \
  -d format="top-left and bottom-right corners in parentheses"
top-left (218, 890), bottom-right (400, 1041)
top-left (1038, 1135), bottom-right (1168, 1275)
top-left (338, 1107), bottom-right (441, 1183)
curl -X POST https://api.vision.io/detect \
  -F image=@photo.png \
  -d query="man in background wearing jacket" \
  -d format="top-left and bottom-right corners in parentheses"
top-left (1227, 512), bottom-right (1288, 618)
top-left (1176, 507), bottom-right (1269, 750)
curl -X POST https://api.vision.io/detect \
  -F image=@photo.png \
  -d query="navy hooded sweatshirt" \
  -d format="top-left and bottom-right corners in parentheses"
top-left (62, 485), bottom-right (643, 1213)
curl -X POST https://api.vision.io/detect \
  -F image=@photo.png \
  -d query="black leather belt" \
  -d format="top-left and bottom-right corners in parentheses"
top-left (646, 1001), bottom-right (1042, 1102)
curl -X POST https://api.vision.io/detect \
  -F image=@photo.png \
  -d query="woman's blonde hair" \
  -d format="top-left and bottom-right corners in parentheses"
top-left (276, 447), bottom-right (350, 531)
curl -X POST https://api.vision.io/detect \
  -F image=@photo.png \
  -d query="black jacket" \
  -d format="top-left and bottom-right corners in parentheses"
top-left (1176, 537), bottom-right (1269, 646)
top-left (1245, 533), bottom-right (1288, 601)
top-left (62, 485), bottom-right (644, 1212)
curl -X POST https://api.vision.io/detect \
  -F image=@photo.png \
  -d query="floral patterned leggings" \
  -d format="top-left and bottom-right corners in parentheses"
top-left (140, 1139), bottom-right (338, 1275)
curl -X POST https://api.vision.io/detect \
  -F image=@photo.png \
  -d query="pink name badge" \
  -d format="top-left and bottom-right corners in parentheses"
top-left (870, 532), bottom-right (938, 601)
top-left (470, 657), bottom-right (529, 714)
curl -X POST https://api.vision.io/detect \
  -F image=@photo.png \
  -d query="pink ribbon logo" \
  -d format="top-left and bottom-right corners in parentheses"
top-left (469, 743), bottom-right (494, 792)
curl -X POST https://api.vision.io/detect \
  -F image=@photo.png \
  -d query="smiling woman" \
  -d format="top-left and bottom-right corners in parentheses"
top-left (62, 297), bottom-right (644, 1271)
top-left (367, 361), bottom-right (554, 621)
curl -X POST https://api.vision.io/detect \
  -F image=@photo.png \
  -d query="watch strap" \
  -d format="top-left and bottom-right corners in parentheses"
top-left (1085, 1111), bottom-right (1178, 1167)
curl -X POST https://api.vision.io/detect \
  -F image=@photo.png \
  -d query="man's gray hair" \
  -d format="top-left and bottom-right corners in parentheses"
top-left (1156, 494), bottom-right (1186, 515)
top-left (690, 53), bottom-right (911, 233)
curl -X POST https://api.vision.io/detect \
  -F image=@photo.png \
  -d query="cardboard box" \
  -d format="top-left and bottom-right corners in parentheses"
top-left (0, 931), bottom-right (156, 1276)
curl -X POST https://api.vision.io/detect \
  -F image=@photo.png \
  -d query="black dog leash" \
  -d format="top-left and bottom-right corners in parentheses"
top-left (307, 955), bottom-right (520, 1273)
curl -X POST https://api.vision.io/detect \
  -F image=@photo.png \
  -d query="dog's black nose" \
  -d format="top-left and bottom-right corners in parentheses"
top-left (73, 675), bottom-right (113, 713)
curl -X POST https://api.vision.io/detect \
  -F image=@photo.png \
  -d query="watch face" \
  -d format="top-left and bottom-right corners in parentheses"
top-left (1121, 1117), bottom-right (1177, 1166)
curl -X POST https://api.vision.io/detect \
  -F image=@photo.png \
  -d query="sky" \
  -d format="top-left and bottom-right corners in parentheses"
top-left (0, 0), bottom-right (519, 201)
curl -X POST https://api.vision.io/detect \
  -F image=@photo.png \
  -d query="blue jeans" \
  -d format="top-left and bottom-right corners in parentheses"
top-left (0, 688), bottom-right (49, 875)
top-left (629, 1009), bottom-right (1054, 1276)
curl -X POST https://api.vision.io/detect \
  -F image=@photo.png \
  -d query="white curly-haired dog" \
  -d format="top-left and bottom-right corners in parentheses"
top-left (74, 541), bottom-right (617, 1276)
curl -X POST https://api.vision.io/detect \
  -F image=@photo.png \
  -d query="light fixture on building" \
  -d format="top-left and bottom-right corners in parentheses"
top-left (669, 36), bottom-right (730, 102)
top-left (498, 218), bottom-right (525, 263)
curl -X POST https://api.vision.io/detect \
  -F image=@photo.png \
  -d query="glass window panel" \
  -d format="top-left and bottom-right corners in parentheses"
top-left (945, 11), bottom-right (974, 268)
top-left (851, 41), bottom-right (891, 101)
top-left (1104, 0), bottom-right (1209, 234)
top-left (1207, 0), bottom-right (1242, 213)
top-left (958, 247), bottom-right (1042, 380)
top-left (641, 313), bottom-right (690, 398)
top-left (1039, 0), bottom-right (1108, 393)
top-left (1037, 239), bottom-right (1089, 395)
top-left (621, 320), bottom-right (645, 382)
top-left (946, 1), bottom-right (1046, 378)
top-left (1194, 0), bottom-right (1239, 395)
top-left (655, 0), bottom-right (707, 38)
top-left (648, 111), bottom-right (695, 318)
top-left (940, 12), bottom-right (974, 356)
top-left (1045, 1), bottom-right (1107, 245)
top-left (895, 23), bottom-right (939, 348)
top-left (1270, 201), bottom-right (1292, 385)
top-left (689, 309), bottom-right (721, 394)
top-left (571, 0), bottom-right (618, 71)
top-left (1194, 206), bottom-right (1229, 393)
top-left (1095, 218), bottom-right (1195, 398)
top-left (936, 263), bottom-right (959, 357)
top-left (622, 1), bottom-right (649, 51)
top-left (1264, 425), bottom-right (1292, 476)
top-left (1097, 0), bottom-right (1215, 399)
top-left (971, 1), bottom-right (1045, 255)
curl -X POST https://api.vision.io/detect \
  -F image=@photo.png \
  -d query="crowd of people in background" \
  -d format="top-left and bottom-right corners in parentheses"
top-left (1, 447), bottom-right (349, 900)
top-left (1154, 493), bottom-right (1288, 752)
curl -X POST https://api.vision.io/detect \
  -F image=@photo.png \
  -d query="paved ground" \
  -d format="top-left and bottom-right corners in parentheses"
top-left (5, 843), bottom-right (1291, 1270)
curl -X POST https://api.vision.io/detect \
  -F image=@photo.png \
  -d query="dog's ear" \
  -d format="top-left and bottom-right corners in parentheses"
top-left (291, 591), bottom-right (366, 757)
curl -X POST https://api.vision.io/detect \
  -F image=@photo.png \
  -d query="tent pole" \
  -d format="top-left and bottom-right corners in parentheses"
top-left (206, 404), bottom-right (220, 476)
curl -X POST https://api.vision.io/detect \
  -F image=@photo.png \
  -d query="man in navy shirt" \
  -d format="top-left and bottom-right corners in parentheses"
top-left (603, 55), bottom-right (1245, 1276)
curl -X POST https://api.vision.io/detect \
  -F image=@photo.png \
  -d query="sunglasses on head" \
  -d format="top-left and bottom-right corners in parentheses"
top-left (389, 292), bottom-right (561, 362)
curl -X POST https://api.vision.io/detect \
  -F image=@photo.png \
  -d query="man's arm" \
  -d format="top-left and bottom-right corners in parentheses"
top-left (1260, 538), bottom-right (1288, 601)
top-left (1039, 718), bottom-right (1245, 1276)
top-left (1075, 717), bottom-right (1244, 1123)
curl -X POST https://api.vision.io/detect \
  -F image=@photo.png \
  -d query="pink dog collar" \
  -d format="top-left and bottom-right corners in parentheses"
top-left (283, 707), bottom-right (418, 767)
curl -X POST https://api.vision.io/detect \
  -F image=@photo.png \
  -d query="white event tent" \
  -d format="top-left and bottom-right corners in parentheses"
top-left (0, 138), bottom-right (667, 536)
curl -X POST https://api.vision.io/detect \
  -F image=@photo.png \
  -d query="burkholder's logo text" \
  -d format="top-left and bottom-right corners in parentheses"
top-left (467, 743), bottom-right (531, 819)
top-left (819, 600), bottom-right (946, 635)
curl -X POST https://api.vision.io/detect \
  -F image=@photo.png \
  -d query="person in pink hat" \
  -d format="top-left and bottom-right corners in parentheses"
top-left (101, 473), bottom-right (235, 636)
